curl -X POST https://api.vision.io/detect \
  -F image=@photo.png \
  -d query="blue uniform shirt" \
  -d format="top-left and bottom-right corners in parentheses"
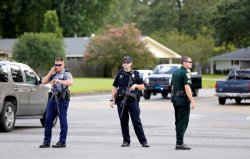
top-left (50, 69), bottom-right (73, 92)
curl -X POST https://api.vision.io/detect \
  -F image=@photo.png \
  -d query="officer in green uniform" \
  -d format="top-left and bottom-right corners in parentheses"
top-left (171, 56), bottom-right (196, 150)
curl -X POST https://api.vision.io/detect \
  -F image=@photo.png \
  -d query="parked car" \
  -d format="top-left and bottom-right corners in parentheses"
top-left (0, 60), bottom-right (55, 132)
top-left (143, 64), bottom-right (202, 99)
top-left (136, 70), bottom-right (153, 82)
top-left (215, 69), bottom-right (250, 105)
top-left (136, 70), bottom-right (153, 96)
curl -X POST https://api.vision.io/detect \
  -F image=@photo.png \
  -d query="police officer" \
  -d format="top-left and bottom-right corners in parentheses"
top-left (39, 57), bottom-right (73, 148)
top-left (171, 56), bottom-right (196, 150)
top-left (110, 56), bottom-right (149, 147)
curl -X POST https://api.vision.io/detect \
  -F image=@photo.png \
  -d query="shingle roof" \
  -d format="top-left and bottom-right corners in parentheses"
top-left (0, 36), bottom-right (181, 59)
top-left (211, 47), bottom-right (250, 60)
top-left (0, 39), bottom-right (16, 53)
top-left (0, 37), bottom-right (91, 57)
top-left (64, 37), bottom-right (91, 57)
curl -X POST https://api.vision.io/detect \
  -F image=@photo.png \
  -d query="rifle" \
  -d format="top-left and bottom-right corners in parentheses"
top-left (49, 90), bottom-right (62, 116)
top-left (120, 75), bottom-right (137, 117)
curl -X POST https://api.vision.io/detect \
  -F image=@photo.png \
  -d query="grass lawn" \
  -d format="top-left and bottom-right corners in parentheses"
top-left (70, 78), bottom-right (113, 95)
top-left (202, 74), bottom-right (227, 88)
top-left (69, 74), bottom-right (228, 94)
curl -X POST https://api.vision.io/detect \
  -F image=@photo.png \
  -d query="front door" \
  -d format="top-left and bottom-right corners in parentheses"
top-left (22, 66), bottom-right (46, 115)
top-left (9, 64), bottom-right (29, 115)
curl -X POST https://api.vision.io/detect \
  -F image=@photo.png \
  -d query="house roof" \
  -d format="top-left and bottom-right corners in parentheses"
top-left (64, 37), bottom-right (91, 57)
top-left (0, 39), bottom-right (16, 57)
top-left (211, 47), bottom-right (250, 61)
top-left (0, 36), bottom-right (181, 59)
top-left (141, 36), bottom-right (181, 58)
top-left (0, 38), bottom-right (91, 58)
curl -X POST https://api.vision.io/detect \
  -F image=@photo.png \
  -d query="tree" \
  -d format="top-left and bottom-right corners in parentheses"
top-left (85, 23), bottom-right (156, 77)
top-left (213, 0), bottom-right (250, 48)
top-left (151, 31), bottom-right (215, 72)
top-left (12, 33), bottom-right (65, 75)
top-left (53, 0), bottom-right (116, 37)
top-left (43, 10), bottom-right (63, 38)
top-left (105, 0), bottom-right (134, 27)
top-left (129, 0), bottom-right (218, 37)
top-left (0, 0), bottom-right (52, 38)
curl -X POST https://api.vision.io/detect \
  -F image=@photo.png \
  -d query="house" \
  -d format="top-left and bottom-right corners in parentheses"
top-left (0, 39), bottom-right (15, 60)
top-left (210, 47), bottom-right (250, 74)
top-left (0, 36), bottom-right (181, 61)
top-left (141, 36), bottom-right (181, 63)
top-left (0, 36), bottom-right (181, 76)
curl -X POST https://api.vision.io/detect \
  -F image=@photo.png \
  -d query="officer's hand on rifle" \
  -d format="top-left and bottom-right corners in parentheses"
top-left (130, 84), bottom-right (137, 91)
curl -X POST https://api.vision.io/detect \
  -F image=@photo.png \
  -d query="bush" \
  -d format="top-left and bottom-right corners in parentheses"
top-left (13, 32), bottom-right (65, 75)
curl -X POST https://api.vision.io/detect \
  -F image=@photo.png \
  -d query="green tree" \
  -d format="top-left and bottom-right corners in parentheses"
top-left (54, 0), bottom-right (116, 37)
top-left (151, 31), bottom-right (215, 71)
top-left (105, 0), bottom-right (134, 27)
top-left (12, 32), bottom-right (65, 75)
top-left (0, 0), bottom-right (52, 38)
top-left (43, 10), bottom-right (63, 38)
top-left (213, 0), bottom-right (250, 48)
top-left (85, 23), bottom-right (156, 77)
top-left (130, 0), bottom-right (218, 37)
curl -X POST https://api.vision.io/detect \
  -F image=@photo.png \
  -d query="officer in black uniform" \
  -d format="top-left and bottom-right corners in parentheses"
top-left (171, 56), bottom-right (196, 150)
top-left (39, 57), bottom-right (73, 148)
top-left (110, 56), bottom-right (149, 147)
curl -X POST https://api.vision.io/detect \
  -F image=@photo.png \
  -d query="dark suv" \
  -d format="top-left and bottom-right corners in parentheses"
top-left (0, 60), bottom-right (52, 132)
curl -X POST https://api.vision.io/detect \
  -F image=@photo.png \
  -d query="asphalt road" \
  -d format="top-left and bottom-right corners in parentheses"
top-left (1, 89), bottom-right (250, 159)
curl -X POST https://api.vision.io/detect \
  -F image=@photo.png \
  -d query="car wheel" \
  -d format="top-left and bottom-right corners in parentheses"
top-left (235, 98), bottom-right (242, 104)
top-left (0, 101), bottom-right (16, 132)
top-left (40, 112), bottom-right (58, 127)
top-left (161, 92), bottom-right (168, 98)
top-left (218, 97), bottom-right (226, 105)
top-left (192, 89), bottom-right (199, 97)
top-left (144, 90), bottom-right (151, 100)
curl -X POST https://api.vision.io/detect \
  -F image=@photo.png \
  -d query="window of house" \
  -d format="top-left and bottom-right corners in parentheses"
top-left (231, 60), bottom-right (239, 65)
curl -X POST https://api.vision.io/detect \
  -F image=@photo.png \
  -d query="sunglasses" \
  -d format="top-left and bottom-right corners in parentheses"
top-left (54, 64), bottom-right (62, 67)
top-left (185, 61), bottom-right (192, 63)
top-left (123, 62), bottom-right (131, 64)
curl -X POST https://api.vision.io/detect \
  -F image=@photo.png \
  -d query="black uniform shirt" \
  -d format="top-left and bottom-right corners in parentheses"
top-left (113, 70), bottom-right (142, 93)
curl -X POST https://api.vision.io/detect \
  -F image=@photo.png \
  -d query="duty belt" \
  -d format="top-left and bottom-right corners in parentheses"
top-left (174, 91), bottom-right (186, 97)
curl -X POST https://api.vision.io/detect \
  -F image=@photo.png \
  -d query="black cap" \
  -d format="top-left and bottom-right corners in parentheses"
top-left (122, 56), bottom-right (133, 63)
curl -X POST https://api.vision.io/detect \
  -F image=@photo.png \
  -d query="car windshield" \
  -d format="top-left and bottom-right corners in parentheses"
top-left (153, 66), bottom-right (179, 74)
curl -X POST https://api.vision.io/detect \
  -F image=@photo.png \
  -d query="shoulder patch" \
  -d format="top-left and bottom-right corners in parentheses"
top-left (186, 73), bottom-right (191, 79)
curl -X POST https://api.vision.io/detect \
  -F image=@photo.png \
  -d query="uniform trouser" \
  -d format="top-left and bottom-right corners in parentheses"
top-left (117, 99), bottom-right (147, 144)
top-left (44, 98), bottom-right (69, 144)
top-left (173, 103), bottom-right (190, 145)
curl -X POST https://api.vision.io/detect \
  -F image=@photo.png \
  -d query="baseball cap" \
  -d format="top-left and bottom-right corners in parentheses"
top-left (122, 56), bottom-right (133, 63)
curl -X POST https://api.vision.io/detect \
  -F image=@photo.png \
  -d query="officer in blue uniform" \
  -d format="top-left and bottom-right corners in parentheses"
top-left (171, 56), bottom-right (196, 150)
top-left (110, 56), bottom-right (149, 147)
top-left (39, 57), bottom-right (73, 148)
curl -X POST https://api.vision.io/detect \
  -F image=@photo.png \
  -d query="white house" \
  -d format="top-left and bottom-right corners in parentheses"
top-left (210, 47), bottom-right (250, 74)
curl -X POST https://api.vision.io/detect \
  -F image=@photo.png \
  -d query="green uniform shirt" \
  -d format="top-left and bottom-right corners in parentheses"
top-left (171, 66), bottom-right (192, 105)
